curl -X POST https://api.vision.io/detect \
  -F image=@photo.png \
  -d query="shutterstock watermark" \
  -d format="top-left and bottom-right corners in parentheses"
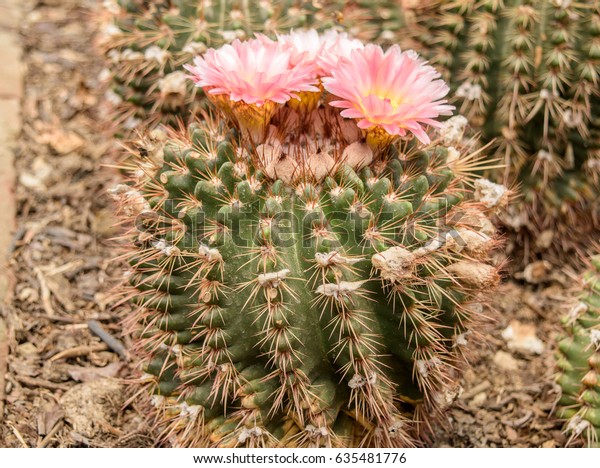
top-left (130, 195), bottom-right (477, 253)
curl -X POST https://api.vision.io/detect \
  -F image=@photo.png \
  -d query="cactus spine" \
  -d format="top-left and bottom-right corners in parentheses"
top-left (556, 254), bottom-right (600, 447)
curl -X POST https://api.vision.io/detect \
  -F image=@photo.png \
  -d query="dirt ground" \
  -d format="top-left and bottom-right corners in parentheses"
top-left (0, 0), bottom-right (154, 447)
top-left (0, 0), bottom-right (581, 448)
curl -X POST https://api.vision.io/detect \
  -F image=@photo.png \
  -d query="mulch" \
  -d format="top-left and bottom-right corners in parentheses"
top-left (0, 0), bottom-right (152, 447)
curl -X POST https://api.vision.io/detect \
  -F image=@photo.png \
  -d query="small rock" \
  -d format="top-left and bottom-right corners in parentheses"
top-left (519, 260), bottom-right (551, 284)
top-left (493, 350), bottom-right (519, 371)
top-left (505, 426), bottom-right (518, 442)
top-left (17, 342), bottom-right (39, 357)
top-left (470, 392), bottom-right (487, 407)
top-left (19, 156), bottom-right (53, 189)
top-left (60, 378), bottom-right (124, 438)
top-left (501, 320), bottom-right (545, 355)
top-left (39, 129), bottom-right (85, 154)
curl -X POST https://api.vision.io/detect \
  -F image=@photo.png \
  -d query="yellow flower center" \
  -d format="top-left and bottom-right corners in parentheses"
top-left (380, 95), bottom-right (402, 109)
top-left (371, 88), bottom-right (407, 111)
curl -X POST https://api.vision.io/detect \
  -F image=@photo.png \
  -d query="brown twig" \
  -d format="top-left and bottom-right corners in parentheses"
top-left (15, 375), bottom-right (71, 391)
top-left (487, 395), bottom-right (516, 411)
top-left (42, 313), bottom-right (118, 324)
top-left (88, 320), bottom-right (128, 360)
top-left (7, 225), bottom-right (26, 254)
top-left (7, 422), bottom-right (29, 448)
top-left (504, 409), bottom-right (534, 428)
top-left (49, 343), bottom-right (108, 362)
top-left (461, 380), bottom-right (492, 401)
top-left (34, 267), bottom-right (55, 316)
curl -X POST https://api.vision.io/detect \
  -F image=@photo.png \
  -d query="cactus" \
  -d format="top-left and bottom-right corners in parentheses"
top-left (556, 254), bottom-right (600, 447)
top-left (111, 77), bottom-right (504, 447)
top-left (371, 0), bottom-right (600, 263)
top-left (99, 0), bottom-right (348, 134)
top-left (108, 31), bottom-right (504, 447)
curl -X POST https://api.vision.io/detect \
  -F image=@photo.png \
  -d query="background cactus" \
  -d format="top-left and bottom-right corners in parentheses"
top-left (111, 98), bottom-right (503, 447)
top-left (556, 254), bottom-right (600, 447)
top-left (391, 0), bottom-right (600, 263)
top-left (99, 0), bottom-right (349, 134)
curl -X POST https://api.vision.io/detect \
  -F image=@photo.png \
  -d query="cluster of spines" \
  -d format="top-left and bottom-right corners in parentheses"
top-left (556, 254), bottom-right (600, 447)
top-left (110, 116), bottom-right (501, 448)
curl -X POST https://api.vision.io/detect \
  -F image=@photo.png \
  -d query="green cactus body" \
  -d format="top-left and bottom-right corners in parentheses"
top-left (382, 0), bottom-right (600, 262)
top-left (557, 255), bottom-right (600, 447)
top-left (100, 0), bottom-right (344, 133)
top-left (112, 103), bottom-right (501, 447)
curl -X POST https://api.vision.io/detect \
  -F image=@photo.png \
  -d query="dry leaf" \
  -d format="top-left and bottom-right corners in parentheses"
top-left (67, 362), bottom-right (124, 382)
top-left (37, 404), bottom-right (64, 436)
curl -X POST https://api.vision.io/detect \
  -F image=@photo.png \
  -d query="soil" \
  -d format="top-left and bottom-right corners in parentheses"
top-left (0, 0), bottom-right (583, 448)
top-left (0, 0), bottom-right (154, 448)
top-left (431, 281), bottom-right (571, 447)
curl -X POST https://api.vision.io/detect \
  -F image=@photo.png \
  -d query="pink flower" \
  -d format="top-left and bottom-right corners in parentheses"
top-left (277, 29), bottom-right (322, 74)
top-left (322, 44), bottom-right (454, 144)
top-left (184, 37), bottom-right (319, 107)
top-left (315, 31), bottom-right (364, 76)
top-left (277, 29), bottom-right (364, 79)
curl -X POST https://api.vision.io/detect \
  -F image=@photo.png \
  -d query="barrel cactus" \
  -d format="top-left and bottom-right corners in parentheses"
top-left (99, 0), bottom-right (348, 134)
top-left (556, 254), bottom-right (600, 447)
top-left (375, 0), bottom-right (600, 263)
top-left (111, 35), bottom-right (502, 447)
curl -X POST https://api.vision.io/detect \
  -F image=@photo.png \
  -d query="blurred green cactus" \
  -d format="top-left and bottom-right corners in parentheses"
top-left (556, 254), bottom-right (600, 447)
top-left (374, 0), bottom-right (600, 263)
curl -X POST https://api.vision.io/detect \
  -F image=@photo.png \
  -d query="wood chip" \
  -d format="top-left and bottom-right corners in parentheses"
top-left (49, 343), bottom-right (108, 361)
top-left (15, 374), bottom-right (71, 391)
